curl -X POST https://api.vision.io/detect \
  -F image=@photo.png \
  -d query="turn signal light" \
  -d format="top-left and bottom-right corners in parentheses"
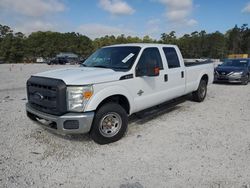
top-left (84, 91), bottom-right (93, 99)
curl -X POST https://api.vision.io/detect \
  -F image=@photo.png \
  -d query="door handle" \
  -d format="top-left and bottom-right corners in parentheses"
top-left (181, 71), bottom-right (184, 78)
top-left (164, 74), bottom-right (168, 82)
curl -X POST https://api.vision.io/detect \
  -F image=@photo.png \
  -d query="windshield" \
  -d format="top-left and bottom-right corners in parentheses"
top-left (82, 46), bottom-right (141, 71)
top-left (222, 59), bottom-right (249, 67)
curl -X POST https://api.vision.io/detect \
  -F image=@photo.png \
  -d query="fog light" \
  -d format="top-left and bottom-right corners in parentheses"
top-left (63, 120), bottom-right (79, 130)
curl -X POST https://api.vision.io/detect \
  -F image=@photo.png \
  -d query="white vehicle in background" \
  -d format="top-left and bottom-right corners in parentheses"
top-left (26, 43), bottom-right (214, 144)
top-left (36, 57), bottom-right (46, 63)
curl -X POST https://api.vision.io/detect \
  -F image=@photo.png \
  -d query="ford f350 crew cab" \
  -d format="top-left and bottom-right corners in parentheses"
top-left (26, 44), bottom-right (214, 144)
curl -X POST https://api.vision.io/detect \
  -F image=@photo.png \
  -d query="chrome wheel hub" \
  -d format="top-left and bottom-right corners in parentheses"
top-left (99, 112), bottom-right (122, 137)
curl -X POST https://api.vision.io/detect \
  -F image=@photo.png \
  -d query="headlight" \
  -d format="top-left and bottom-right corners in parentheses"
top-left (67, 86), bottom-right (93, 112)
top-left (230, 71), bottom-right (243, 76)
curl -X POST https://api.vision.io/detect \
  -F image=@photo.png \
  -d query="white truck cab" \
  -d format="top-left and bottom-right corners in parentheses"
top-left (26, 43), bottom-right (214, 144)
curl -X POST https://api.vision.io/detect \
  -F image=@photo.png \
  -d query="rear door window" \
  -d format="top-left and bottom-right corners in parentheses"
top-left (163, 47), bottom-right (180, 69)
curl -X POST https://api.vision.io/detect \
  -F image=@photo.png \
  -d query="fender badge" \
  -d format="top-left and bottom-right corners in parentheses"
top-left (137, 90), bottom-right (144, 96)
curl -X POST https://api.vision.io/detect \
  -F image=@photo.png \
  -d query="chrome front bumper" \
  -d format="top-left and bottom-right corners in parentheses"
top-left (26, 103), bottom-right (95, 134)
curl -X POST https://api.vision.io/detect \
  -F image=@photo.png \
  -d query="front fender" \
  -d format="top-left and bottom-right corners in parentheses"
top-left (85, 85), bottom-right (134, 114)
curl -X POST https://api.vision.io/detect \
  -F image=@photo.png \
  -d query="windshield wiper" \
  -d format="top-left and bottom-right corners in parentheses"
top-left (112, 67), bottom-right (128, 69)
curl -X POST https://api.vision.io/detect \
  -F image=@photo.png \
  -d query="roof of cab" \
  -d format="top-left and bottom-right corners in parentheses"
top-left (104, 43), bottom-right (177, 48)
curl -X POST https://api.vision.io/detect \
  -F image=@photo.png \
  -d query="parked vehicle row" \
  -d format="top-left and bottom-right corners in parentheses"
top-left (47, 57), bottom-right (68, 65)
top-left (47, 57), bottom-right (85, 65)
top-left (26, 43), bottom-right (214, 144)
top-left (214, 58), bottom-right (250, 85)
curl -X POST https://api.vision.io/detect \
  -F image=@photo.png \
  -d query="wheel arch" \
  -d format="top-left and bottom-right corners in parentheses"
top-left (96, 95), bottom-right (130, 114)
top-left (85, 86), bottom-right (133, 115)
top-left (200, 74), bottom-right (209, 84)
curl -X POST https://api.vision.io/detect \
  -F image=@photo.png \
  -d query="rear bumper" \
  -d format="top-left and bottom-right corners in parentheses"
top-left (26, 103), bottom-right (94, 134)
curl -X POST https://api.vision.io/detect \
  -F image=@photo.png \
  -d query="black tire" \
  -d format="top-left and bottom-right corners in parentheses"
top-left (242, 74), bottom-right (249, 85)
top-left (192, 79), bottom-right (207, 102)
top-left (90, 103), bottom-right (128, 145)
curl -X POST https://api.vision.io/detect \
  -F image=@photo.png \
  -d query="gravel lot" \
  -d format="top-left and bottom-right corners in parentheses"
top-left (0, 64), bottom-right (250, 188)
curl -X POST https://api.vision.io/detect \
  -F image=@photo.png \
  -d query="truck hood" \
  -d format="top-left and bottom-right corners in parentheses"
top-left (34, 67), bottom-right (125, 85)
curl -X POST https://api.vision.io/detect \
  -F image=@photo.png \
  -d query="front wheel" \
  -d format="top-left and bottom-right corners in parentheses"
top-left (242, 74), bottom-right (249, 85)
top-left (192, 79), bottom-right (207, 102)
top-left (90, 103), bottom-right (128, 145)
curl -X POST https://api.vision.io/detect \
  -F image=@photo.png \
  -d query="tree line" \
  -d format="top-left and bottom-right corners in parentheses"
top-left (0, 24), bottom-right (249, 63)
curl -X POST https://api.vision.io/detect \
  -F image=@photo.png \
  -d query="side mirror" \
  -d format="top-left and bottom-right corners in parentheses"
top-left (136, 63), bottom-right (160, 77)
top-left (147, 63), bottom-right (160, 77)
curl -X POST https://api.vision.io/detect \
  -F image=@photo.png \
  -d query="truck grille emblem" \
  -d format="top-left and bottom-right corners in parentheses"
top-left (34, 92), bottom-right (44, 101)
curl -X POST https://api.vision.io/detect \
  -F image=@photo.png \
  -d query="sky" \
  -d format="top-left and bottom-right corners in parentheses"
top-left (0, 0), bottom-right (250, 39)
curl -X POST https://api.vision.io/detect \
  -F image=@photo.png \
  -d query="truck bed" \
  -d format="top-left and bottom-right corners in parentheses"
top-left (184, 61), bottom-right (214, 94)
top-left (184, 59), bottom-right (213, 67)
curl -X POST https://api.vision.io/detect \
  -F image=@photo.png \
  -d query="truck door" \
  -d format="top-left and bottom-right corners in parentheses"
top-left (162, 47), bottom-right (186, 97)
top-left (133, 47), bottom-right (168, 112)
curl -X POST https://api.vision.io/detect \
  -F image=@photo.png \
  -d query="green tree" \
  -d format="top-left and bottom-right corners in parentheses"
top-left (142, 35), bottom-right (154, 43)
top-left (240, 24), bottom-right (250, 54)
top-left (1, 23), bottom-right (250, 63)
top-left (207, 31), bottom-right (227, 58)
top-left (160, 31), bottom-right (177, 44)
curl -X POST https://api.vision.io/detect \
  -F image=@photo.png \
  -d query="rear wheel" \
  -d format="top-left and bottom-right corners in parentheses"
top-left (192, 79), bottom-right (207, 102)
top-left (90, 103), bottom-right (128, 145)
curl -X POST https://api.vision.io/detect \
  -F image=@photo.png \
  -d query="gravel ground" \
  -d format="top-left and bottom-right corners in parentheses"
top-left (0, 64), bottom-right (250, 188)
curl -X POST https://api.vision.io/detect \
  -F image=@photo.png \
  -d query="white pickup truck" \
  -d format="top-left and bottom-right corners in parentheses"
top-left (26, 43), bottom-right (214, 144)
